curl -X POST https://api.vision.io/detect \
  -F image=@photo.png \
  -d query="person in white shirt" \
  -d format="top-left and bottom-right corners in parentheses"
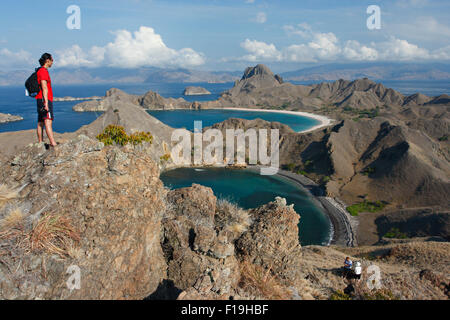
top-left (354, 261), bottom-right (362, 280)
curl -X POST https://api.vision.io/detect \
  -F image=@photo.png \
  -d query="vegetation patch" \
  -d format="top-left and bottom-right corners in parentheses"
top-left (160, 153), bottom-right (171, 162)
top-left (238, 260), bottom-right (291, 300)
top-left (96, 125), bottom-right (153, 146)
top-left (330, 290), bottom-right (351, 300)
top-left (346, 200), bottom-right (387, 216)
top-left (384, 227), bottom-right (408, 239)
top-left (438, 135), bottom-right (448, 141)
top-left (362, 167), bottom-right (376, 176)
top-left (343, 106), bottom-right (380, 119)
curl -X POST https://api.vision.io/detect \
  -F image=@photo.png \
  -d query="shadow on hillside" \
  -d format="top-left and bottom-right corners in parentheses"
top-left (144, 279), bottom-right (182, 300)
top-left (317, 267), bottom-right (346, 278)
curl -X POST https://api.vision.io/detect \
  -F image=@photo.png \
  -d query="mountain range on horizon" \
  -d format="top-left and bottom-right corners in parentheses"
top-left (1, 62), bottom-right (450, 87)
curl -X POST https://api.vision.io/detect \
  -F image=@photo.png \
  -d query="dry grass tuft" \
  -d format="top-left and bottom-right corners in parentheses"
top-left (215, 199), bottom-right (252, 237)
top-left (238, 259), bottom-right (292, 300)
top-left (0, 208), bottom-right (26, 247)
top-left (0, 184), bottom-right (18, 209)
top-left (28, 213), bottom-right (80, 257)
top-left (0, 208), bottom-right (24, 231)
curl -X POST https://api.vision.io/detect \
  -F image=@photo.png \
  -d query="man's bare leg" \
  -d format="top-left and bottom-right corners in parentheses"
top-left (37, 121), bottom-right (44, 143)
top-left (44, 119), bottom-right (57, 146)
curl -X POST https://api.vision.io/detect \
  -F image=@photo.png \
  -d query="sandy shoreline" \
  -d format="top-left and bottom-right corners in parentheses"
top-left (245, 165), bottom-right (356, 247)
top-left (218, 107), bottom-right (334, 133)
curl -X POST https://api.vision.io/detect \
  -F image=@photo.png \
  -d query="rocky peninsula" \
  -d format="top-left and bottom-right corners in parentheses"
top-left (0, 113), bottom-right (23, 124)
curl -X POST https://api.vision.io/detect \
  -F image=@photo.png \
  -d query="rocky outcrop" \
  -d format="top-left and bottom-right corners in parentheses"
top-left (73, 88), bottom-right (140, 112)
top-left (183, 86), bottom-right (211, 96)
top-left (0, 113), bottom-right (23, 124)
top-left (73, 89), bottom-right (190, 112)
top-left (0, 136), bottom-right (167, 299)
top-left (139, 91), bottom-right (190, 110)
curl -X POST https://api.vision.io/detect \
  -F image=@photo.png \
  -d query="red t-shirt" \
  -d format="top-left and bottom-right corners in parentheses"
top-left (35, 67), bottom-right (53, 102)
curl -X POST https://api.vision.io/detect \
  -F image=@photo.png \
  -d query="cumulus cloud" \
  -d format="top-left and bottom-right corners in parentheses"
top-left (240, 39), bottom-right (281, 61)
top-left (0, 48), bottom-right (33, 68)
top-left (56, 26), bottom-right (205, 68)
top-left (233, 23), bottom-right (450, 63)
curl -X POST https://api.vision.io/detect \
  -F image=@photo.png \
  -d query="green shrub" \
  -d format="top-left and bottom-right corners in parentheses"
top-left (330, 290), bottom-right (351, 300)
top-left (362, 289), bottom-right (397, 300)
top-left (96, 125), bottom-right (153, 146)
top-left (362, 167), bottom-right (376, 176)
top-left (160, 153), bottom-right (171, 162)
top-left (384, 227), bottom-right (408, 239)
top-left (346, 200), bottom-right (387, 216)
top-left (438, 135), bottom-right (448, 141)
top-left (321, 176), bottom-right (331, 184)
top-left (128, 131), bottom-right (153, 145)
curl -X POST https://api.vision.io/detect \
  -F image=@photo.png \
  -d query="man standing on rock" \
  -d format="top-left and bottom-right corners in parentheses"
top-left (36, 53), bottom-right (57, 147)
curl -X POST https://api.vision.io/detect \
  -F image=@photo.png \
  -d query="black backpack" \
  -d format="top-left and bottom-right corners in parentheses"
top-left (25, 67), bottom-right (43, 97)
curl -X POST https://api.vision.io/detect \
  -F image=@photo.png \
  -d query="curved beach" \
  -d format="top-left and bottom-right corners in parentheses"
top-left (247, 165), bottom-right (357, 247)
top-left (219, 107), bottom-right (334, 133)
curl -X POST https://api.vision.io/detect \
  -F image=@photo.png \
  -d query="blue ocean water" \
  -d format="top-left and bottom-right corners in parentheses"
top-left (148, 109), bottom-right (319, 132)
top-left (161, 167), bottom-right (331, 245)
top-left (1, 80), bottom-right (448, 133)
top-left (0, 82), bottom-right (232, 133)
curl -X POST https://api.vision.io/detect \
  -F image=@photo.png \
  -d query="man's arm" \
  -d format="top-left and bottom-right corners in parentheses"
top-left (41, 80), bottom-right (49, 111)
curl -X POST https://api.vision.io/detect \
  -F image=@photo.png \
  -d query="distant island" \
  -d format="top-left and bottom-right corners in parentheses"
top-left (0, 112), bottom-right (23, 124)
top-left (53, 96), bottom-right (103, 102)
top-left (183, 86), bottom-right (211, 96)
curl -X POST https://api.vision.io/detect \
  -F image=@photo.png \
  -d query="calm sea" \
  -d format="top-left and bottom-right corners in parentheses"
top-left (161, 167), bottom-right (332, 246)
top-left (0, 80), bottom-right (448, 133)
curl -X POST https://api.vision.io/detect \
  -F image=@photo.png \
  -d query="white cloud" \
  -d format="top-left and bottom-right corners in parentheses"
top-left (56, 45), bottom-right (105, 68)
top-left (0, 48), bottom-right (33, 68)
top-left (342, 40), bottom-right (378, 61)
top-left (254, 12), bottom-right (267, 24)
top-left (239, 39), bottom-right (282, 62)
top-left (233, 24), bottom-right (450, 63)
top-left (56, 26), bottom-right (205, 68)
top-left (376, 37), bottom-right (430, 60)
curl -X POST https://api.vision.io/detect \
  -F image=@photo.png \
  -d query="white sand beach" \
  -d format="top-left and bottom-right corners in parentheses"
top-left (219, 107), bottom-right (334, 133)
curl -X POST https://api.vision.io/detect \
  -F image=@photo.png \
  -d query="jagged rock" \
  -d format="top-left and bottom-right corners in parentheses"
top-left (0, 135), bottom-right (167, 299)
top-left (235, 197), bottom-right (303, 288)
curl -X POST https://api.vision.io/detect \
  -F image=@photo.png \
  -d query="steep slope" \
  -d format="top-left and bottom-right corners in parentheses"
top-left (325, 119), bottom-right (450, 208)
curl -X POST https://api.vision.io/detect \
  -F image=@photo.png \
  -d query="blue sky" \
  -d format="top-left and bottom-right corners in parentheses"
top-left (1, 0), bottom-right (449, 72)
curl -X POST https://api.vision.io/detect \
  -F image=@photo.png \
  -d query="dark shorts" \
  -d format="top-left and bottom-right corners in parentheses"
top-left (37, 99), bottom-right (54, 122)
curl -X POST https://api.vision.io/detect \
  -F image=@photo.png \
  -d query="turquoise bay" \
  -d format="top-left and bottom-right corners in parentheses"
top-left (148, 109), bottom-right (320, 132)
top-left (160, 167), bottom-right (332, 246)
